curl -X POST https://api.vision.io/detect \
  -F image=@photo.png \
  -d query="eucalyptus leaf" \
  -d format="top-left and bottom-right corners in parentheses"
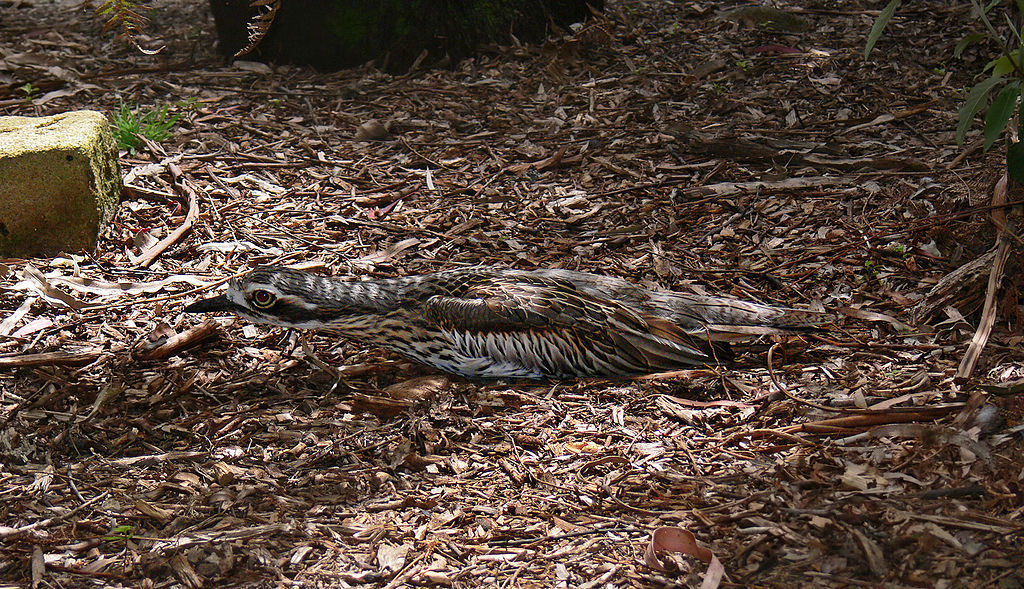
top-left (989, 50), bottom-right (1023, 77)
top-left (864, 0), bottom-right (900, 59)
top-left (957, 75), bottom-right (1004, 144)
top-left (1008, 141), bottom-right (1024, 185)
top-left (1005, 13), bottom-right (1023, 45)
top-left (954, 33), bottom-right (989, 59)
top-left (985, 55), bottom-right (1013, 77)
top-left (983, 80), bottom-right (1020, 151)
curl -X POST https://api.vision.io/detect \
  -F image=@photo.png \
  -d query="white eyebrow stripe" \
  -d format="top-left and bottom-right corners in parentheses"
top-left (276, 294), bottom-right (317, 310)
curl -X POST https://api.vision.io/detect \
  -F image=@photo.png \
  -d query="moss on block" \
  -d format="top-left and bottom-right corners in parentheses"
top-left (0, 111), bottom-right (121, 257)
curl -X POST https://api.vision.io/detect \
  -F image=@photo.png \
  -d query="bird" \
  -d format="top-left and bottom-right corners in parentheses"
top-left (183, 265), bottom-right (825, 380)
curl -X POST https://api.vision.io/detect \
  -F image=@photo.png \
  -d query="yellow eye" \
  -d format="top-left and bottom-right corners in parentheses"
top-left (251, 289), bottom-right (276, 308)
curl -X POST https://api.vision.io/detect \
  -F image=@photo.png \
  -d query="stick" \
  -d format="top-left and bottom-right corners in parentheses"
top-left (133, 179), bottom-right (199, 268)
top-left (0, 350), bottom-right (101, 368)
top-left (956, 173), bottom-right (1012, 381)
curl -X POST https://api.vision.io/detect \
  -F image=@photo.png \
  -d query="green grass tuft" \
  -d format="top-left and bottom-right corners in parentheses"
top-left (111, 102), bottom-right (181, 153)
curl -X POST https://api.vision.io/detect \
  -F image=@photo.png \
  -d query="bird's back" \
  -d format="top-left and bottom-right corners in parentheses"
top-left (373, 267), bottom-right (821, 379)
top-left (482, 267), bottom-right (824, 331)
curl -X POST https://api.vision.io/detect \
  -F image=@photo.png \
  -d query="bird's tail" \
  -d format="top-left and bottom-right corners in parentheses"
top-left (642, 291), bottom-right (827, 334)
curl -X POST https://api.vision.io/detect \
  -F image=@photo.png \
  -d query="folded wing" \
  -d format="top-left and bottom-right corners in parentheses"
top-left (419, 278), bottom-right (723, 377)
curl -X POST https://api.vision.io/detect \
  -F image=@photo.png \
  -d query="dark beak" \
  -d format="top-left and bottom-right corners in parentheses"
top-left (183, 294), bottom-right (243, 314)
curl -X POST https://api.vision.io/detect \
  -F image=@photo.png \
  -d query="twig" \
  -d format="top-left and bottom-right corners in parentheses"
top-left (498, 563), bottom-right (526, 589)
top-left (0, 350), bottom-right (101, 368)
top-left (764, 345), bottom-right (960, 425)
top-left (45, 563), bottom-right (127, 581)
top-left (600, 481), bottom-right (673, 516)
top-left (132, 319), bottom-right (222, 360)
top-left (0, 491), bottom-right (109, 539)
top-left (132, 319), bottom-right (222, 362)
top-left (784, 406), bottom-right (963, 434)
top-left (133, 177), bottom-right (199, 268)
top-left (380, 551), bottom-right (428, 589)
top-left (956, 172), bottom-right (1012, 382)
top-left (718, 427), bottom-right (819, 448)
top-left (765, 343), bottom-right (852, 414)
top-left (486, 526), bottom-right (644, 547)
top-left (297, 331), bottom-right (342, 380)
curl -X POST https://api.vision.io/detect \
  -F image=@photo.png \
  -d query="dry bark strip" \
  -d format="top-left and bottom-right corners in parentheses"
top-left (0, 350), bottom-right (101, 368)
top-left (132, 319), bottom-right (222, 360)
top-left (679, 175), bottom-right (852, 198)
top-left (956, 173), bottom-right (1012, 382)
top-left (786, 405), bottom-right (964, 433)
top-left (133, 176), bottom-right (199, 268)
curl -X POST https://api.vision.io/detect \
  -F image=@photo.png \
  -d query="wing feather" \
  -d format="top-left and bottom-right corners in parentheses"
top-left (419, 278), bottom-right (721, 376)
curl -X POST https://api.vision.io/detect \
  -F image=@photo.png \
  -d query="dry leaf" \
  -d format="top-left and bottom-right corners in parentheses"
top-left (356, 119), bottom-right (390, 140)
top-left (644, 527), bottom-right (725, 589)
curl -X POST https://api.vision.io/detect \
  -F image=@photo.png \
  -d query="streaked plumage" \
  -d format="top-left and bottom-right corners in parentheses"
top-left (184, 266), bottom-right (825, 380)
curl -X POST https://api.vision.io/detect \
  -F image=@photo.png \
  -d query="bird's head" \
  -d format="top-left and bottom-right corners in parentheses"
top-left (184, 266), bottom-right (346, 329)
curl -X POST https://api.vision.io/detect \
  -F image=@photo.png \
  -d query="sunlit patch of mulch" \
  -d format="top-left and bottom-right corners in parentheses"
top-left (1, 0), bottom-right (1022, 587)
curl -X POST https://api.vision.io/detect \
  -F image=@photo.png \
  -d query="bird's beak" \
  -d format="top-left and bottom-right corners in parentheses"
top-left (183, 294), bottom-right (243, 314)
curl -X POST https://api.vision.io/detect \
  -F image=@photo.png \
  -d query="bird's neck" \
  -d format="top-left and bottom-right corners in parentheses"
top-left (314, 273), bottom-right (425, 312)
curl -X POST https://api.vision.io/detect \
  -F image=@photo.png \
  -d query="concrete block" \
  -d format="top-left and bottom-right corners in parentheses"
top-left (0, 110), bottom-right (122, 257)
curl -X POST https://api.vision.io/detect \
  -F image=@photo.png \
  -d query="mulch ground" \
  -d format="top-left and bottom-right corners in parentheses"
top-left (2, 1), bottom-right (1023, 587)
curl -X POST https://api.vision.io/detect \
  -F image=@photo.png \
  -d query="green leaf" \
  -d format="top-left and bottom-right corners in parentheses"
top-left (864, 0), bottom-right (901, 59)
top-left (1008, 142), bottom-right (1024, 185)
top-left (987, 50), bottom-right (1022, 77)
top-left (954, 33), bottom-right (989, 59)
top-left (980, 377), bottom-right (1024, 395)
top-left (984, 55), bottom-right (1005, 75)
top-left (957, 76), bottom-right (1004, 145)
top-left (983, 81), bottom-right (1020, 152)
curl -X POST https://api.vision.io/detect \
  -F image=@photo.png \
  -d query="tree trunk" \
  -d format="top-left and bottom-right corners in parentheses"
top-left (208, 0), bottom-right (603, 72)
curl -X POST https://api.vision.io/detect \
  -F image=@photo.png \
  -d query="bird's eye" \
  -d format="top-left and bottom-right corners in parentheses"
top-left (251, 289), bottom-right (276, 308)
